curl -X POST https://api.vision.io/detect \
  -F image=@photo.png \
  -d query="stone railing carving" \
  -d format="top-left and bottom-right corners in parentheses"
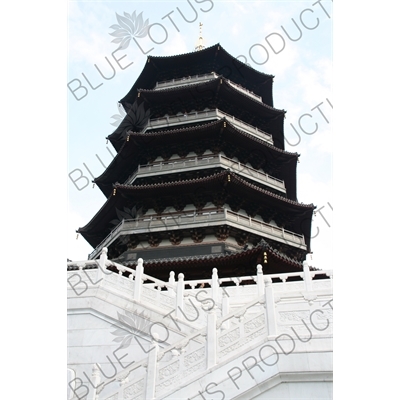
top-left (68, 249), bottom-right (332, 400)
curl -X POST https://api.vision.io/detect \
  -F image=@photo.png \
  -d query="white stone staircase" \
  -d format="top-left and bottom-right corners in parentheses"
top-left (67, 249), bottom-right (333, 400)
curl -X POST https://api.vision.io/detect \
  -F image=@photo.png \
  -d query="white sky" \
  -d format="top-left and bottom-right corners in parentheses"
top-left (68, 0), bottom-right (333, 269)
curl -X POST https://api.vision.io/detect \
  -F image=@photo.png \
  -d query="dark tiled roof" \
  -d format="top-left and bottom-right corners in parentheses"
top-left (115, 170), bottom-right (313, 209)
top-left (98, 118), bottom-right (299, 199)
top-left (137, 76), bottom-right (283, 114)
top-left (78, 169), bottom-right (314, 250)
top-left (120, 43), bottom-right (275, 108)
top-left (109, 78), bottom-right (285, 153)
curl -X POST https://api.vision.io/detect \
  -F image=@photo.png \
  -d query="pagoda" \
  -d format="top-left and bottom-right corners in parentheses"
top-left (77, 43), bottom-right (316, 281)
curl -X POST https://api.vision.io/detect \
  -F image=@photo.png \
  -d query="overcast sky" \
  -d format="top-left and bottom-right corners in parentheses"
top-left (68, 0), bottom-right (333, 269)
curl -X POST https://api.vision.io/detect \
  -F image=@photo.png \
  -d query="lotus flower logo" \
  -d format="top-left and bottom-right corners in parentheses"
top-left (110, 103), bottom-right (127, 128)
top-left (111, 310), bottom-right (151, 349)
top-left (110, 205), bottom-right (137, 228)
top-left (109, 12), bottom-right (150, 50)
top-left (110, 101), bottom-right (151, 141)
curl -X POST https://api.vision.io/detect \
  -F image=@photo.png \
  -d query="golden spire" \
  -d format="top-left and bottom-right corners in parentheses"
top-left (195, 22), bottom-right (204, 51)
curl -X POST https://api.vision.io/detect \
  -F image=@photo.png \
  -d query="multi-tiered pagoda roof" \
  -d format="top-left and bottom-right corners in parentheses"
top-left (108, 75), bottom-right (285, 152)
top-left (78, 43), bottom-right (316, 280)
top-left (119, 43), bottom-right (274, 110)
top-left (95, 119), bottom-right (299, 199)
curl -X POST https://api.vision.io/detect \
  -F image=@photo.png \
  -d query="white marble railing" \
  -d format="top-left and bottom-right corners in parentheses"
top-left (68, 250), bottom-right (332, 322)
top-left (143, 108), bottom-right (274, 145)
top-left (68, 250), bottom-right (332, 400)
top-left (124, 154), bottom-right (286, 193)
top-left (88, 209), bottom-right (306, 260)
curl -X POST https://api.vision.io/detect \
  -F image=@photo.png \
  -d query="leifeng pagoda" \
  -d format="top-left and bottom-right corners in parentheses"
top-left (77, 43), bottom-right (316, 281)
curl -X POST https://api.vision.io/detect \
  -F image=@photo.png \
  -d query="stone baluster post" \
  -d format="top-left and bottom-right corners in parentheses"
top-left (211, 268), bottom-right (219, 304)
top-left (90, 364), bottom-right (101, 400)
top-left (264, 277), bottom-right (277, 336)
top-left (256, 264), bottom-right (265, 297)
top-left (303, 260), bottom-right (312, 292)
top-left (145, 336), bottom-right (159, 400)
top-left (176, 273), bottom-right (184, 319)
top-left (168, 271), bottom-right (175, 293)
top-left (169, 271), bottom-right (175, 284)
top-left (133, 258), bottom-right (144, 302)
top-left (207, 310), bottom-right (217, 369)
top-left (97, 247), bottom-right (108, 283)
top-left (222, 293), bottom-right (230, 330)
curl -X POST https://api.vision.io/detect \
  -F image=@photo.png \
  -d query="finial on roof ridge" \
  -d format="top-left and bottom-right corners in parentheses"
top-left (195, 22), bottom-right (205, 51)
